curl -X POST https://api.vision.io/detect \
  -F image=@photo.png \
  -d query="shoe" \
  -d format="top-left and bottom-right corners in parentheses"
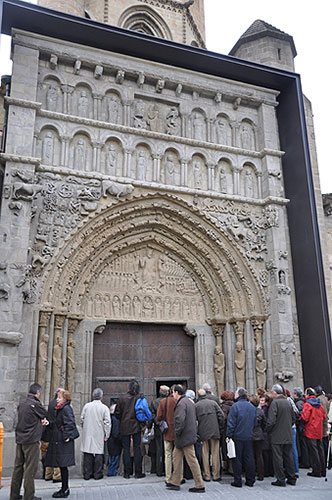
top-left (180, 479), bottom-right (186, 484)
top-left (188, 488), bottom-right (205, 493)
top-left (257, 477), bottom-right (264, 481)
top-left (45, 477), bottom-right (53, 481)
top-left (135, 473), bottom-right (146, 479)
top-left (94, 476), bottom-right (103, 480)
top-left (307, 472), bottom-right (321, 477)
top-left (52, 490), bottom-right (70, 498)
top-left (165, 483), bottom-right (180, 491)
top-left (83, 477), bottom-right (90, 480)
top-left (245, 482), bottom-right (254, 487)
top-left (231, 482), bottom-right (242, 488)
top-left (286, 479), bottom-right (296, 485)
top-left (213, 478), bottom-right (221, 482)
top-left (123, 474), bottom-right (131, 479)
top-left (203, 478), bottom-right (210, 482)
top-left (53, 479), bottom-right (62, 483)
top-left (271, 480), bottom-right (286, 487)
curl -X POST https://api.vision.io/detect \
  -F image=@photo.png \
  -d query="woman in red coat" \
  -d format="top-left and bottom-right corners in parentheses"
top-left (301, 387), bottom-right (326, 478)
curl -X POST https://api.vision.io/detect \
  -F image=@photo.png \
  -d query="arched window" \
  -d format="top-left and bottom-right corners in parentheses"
top-left (118, 6), bottom-right (173, 40)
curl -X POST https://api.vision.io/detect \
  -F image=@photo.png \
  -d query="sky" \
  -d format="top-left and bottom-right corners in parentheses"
top-left (1, 0), bottom-right (331, 192)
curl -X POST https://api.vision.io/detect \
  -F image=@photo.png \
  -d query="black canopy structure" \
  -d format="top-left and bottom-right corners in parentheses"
top-left (1, 0), bottom-right (331, 390)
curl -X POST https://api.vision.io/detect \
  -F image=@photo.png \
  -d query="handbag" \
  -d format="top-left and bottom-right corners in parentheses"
top-left (142, 424), bottom-right (155, 444)
top-left (158, 397), bottom-right (168, 434)
top-left (226, 437), bottom-right (236, 459)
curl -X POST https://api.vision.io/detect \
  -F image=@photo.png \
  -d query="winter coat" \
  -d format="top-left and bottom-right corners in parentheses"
top-left (174, 395), bottom-right (197, 449)
top-left (206, 392), bottom-right (221, 407)
top-left (226, 395), bottom-right (256, 441)
top-left (156, 395), bottom-right (177, 441)
top-left (15, 393), bottom-right (47, 444)
top-left (221, 400), bottom-right (234, 421)
top-left (44, 401), bottom-right (77, 467)
top-left (107, 413), bottom-right (122, 456)
top-left (195, 395), bottom-right (225, 441)
top-left (115, 392), bottom-right (141, 436)
top-left (265, 395), bottom-right (294, 444)
top-left (301, 396), bottom-right (326, 439)
top-left (317, 393), bottom-right (329, 436)
top-left (252, 407), bottom-right (265, 441)
top-left (150, 396), bottom-right (165, 424)
top-left (81, 399), bottom-right (111, 454)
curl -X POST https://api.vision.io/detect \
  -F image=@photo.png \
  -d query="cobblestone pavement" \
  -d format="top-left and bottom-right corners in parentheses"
top-left (1, 469), bottom-right (331, 500)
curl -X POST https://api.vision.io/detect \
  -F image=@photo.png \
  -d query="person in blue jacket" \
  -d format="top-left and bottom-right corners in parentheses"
top-left (226, 387), bottom-right (257, 488)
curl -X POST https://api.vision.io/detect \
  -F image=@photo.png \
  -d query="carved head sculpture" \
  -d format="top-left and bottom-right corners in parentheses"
top-left (235, 341), bottom-right (243, 352)
top-left (215, 346), bottom-right (222, 355)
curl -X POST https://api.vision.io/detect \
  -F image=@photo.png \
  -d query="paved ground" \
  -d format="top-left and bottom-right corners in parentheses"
top-left (1, 469), bottom-right (332, 500)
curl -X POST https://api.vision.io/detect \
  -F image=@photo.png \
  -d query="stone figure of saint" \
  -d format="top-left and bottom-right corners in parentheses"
top-left (132, 296), bottom-right (142, 318)
top-left (122, 295), bottom-right (131, 317)
top-left (165, 154), bottom-right (176, 185)
top-left (108, 96), bottom-right (119, 123)
top-left (234, 341), bottom-right (246, 388)
top-left (216, 119), bottom-right (227, 145)
top-left (51, 335), bottom-right (63, 395)
top-left (166, 107), bottom-right (180, 136)
top-left (240, 123), bottom-right (253, 150)
top-left (112, 295), bottom-right (121, 317)
top-left (219, 166), bottom-right (227, 193)
top-left (78, 90), bottom-right (89, 117)
top-left (133, 99), bottom-right (147, 129)
top-left (193, 161), bottom-right (202, 189)
top-left (137, 151), bottom-right (147, 181)
top-left (155, 297), bottom-right (163, 319)
top-left (107, 144), bottom-right (117, 175)
top-left (37, 330), bottom-right (49, 385)
top-left (244, 169), bottom-right (254, 197)
top-left (74, 138), bottom-right (86, 168)
top-left (139, 248), bottom-right (156, 290)
top-left (148, 104), bottom-right (161, 132)
top-left (66, 337), bottom-right (76, 393)
top-left (193, 113), bottom-right (204, 140)
top-left (214, 346), bottom-right (225, 397)
top-left (143, 296), bottom-right (154, 319)
top-left (46, 83), bottom-right (58, 112)
top-left (256, 345), bottom-right (267, 389)
top-left (42, 132), bottom-right (54, 166)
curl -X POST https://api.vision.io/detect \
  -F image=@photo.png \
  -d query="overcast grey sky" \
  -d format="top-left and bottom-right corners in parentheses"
top-left (1, 0), bottom-right (331, 191)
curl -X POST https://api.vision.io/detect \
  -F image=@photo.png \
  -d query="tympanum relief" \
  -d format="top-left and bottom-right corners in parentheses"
top-left (85, 247), bottom-right (206, 322)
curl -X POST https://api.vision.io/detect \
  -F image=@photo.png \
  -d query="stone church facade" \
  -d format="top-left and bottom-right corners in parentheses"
top-left (0, 0), bottom-right (330, 473)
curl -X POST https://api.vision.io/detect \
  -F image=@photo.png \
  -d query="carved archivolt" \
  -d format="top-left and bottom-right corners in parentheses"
top-left (39, 193), bottom-right (267, 321)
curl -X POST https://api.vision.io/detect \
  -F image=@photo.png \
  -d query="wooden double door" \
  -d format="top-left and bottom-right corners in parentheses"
top-left (92, 322), bottom-right (195, 402)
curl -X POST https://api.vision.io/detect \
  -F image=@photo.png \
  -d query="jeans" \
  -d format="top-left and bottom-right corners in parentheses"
top-left (107, 455), bottom-right (120, 476)
top-left (292, 427), bottom-right (299, 474)
top-left (232, 440), bottom-right (255, 486)
top-left (121, 432), bottom-right (142, 475)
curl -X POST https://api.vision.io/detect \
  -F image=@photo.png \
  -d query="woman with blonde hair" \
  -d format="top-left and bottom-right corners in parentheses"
top-left (44, 390), bottom-right (78, 497)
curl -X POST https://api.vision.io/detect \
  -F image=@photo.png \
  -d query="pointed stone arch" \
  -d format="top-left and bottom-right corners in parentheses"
top-left (40, 193), bottom-right (267, 323)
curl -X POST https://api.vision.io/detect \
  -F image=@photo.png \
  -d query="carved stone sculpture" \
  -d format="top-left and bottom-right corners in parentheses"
top-left (219, 167), bottom-right (227, 193)
top-left (12, 182), bottom-right (43, 201)
top-left (166, 107), bottom-right (180, 136)
top-left (42, 132), bottom-right (54, 166)
top-left (0, 282), bottom-right (10, 299)
top-left (234, 341), bottom-right (246, 388)
top-left (0, 331), bottom-right (23, 345)
top-left (46, 83), bottom-right (58, 111)
top-left (193, 161), bottom-right (202, 189)
top-left (66, 318), bottom-right (78, 394)
top-left (240, 123), bottom-right (254, 150)
top-left (51, 316), bottom-right (64, 396)
top-left (214, 346), bottom-right (225, 397)
top-left (133, 100), bottom-right (147, 129)
top-left (107, 144), bottom-right (117, 175)
top-left (107, 97), bottom-right (119, 123)
top-left (36, 312), bottom-right (50, 386)
top-left (256, 345), bottom-right (267, 389)
top-left (74, 138), bottom-right (86, 168)
top-left (165, 154), bottom-right (176, 185)
top-left (216, 119), bottom-right (227, 145)
top-left (244, 169), bottom-right (254, 197)
top-left (137, 151), bottom-right (147, 181)
top-left (148, 104), bottom-right (161, 132)
top-left (101, 180), bottom-right (134, 198)
top-left (78, 90), bottom-right (89, 117)
top-left (193, 113), bottom-right (205, 140)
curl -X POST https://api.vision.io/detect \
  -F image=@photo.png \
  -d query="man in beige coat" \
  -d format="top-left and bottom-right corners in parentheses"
top-left (81, 388), bottom-right (111, 480)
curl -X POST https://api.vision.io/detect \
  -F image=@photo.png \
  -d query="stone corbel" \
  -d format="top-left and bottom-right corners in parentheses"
top-left (94, 65), bottom-right (103, 79)
top-left (0, 331), bottom-right (23, 345)
top-left (214, 92), bottom-right (222, 103)
top-left (74, 59), bottom-right (81, 75)
top-left (175, 84), bottom-right (183, 97)
top-left (233, 97), bottom-right (241, 110)
top-left (49, 54), bottom-right (58, 70)
top-left (137, 72), bottom-right (145, 88)
top-left (115, 70), bottom-right (125, 84)
top-left (183, 325), bottom-right (197, 337)
top-left (156, 79), bottom-right (165, 93)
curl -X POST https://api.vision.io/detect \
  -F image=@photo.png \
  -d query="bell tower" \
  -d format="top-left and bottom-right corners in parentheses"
top-left (38, 0), bottom-right (206, 47)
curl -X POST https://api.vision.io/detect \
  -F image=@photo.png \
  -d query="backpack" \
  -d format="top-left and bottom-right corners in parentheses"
top-left (135, 394), bottom-right (152, 423)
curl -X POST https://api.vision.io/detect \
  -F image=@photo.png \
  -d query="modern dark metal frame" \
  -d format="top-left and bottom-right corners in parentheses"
top-left (1, 0), bottom-right (331, 390)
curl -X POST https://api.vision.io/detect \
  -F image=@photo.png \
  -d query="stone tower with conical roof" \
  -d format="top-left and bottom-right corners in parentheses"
top-left (38, 0), bottom-right (206, 46)
top-left (229, 19), bottom-right (297, 72)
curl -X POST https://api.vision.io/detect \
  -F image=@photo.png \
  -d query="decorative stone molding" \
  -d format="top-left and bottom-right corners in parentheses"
top-left (0, 331), bottom-right (23, 345)
top-left (5, 96), bottom-right (42, 110)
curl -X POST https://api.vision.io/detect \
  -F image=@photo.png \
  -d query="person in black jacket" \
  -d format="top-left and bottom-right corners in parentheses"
top-left (44, 390), bottom-right (78, 498)
top-left (42, 388), bottom-right (64, 483)
top-left (107, 399), bottom-right (122, 476)
top-left (249, 395), bottom-right (266, 481)
top-left (10, 383), bottom-right (48, 500)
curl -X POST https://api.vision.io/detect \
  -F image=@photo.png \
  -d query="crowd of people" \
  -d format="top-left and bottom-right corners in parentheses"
top-left (9, 381), bottom-right (332, 499)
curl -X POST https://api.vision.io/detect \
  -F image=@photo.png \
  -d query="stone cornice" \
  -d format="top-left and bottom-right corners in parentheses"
top-left (0, 153), bottom-right (41, 166)
top-left (5, 96), bottom-right (42, 110)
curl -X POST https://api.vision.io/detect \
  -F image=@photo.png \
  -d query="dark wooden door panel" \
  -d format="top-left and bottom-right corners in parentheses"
top-left (92, 322), bottom-right (195, 403)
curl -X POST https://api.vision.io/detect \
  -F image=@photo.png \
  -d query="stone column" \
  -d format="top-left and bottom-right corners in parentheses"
top-left (252, 319), bottom-right (267, 390)
top-left (207, 161), bottom-right (215, 191)
top-left (233, 166), bottom-right (240, 195)
top-left (207, 118), bottom-right (214, 143)
top-left (257, 172), bottom-right (262, 199)
top-left (92, 141), bottom-right (102, 172)
top-left (61, 85), bottom-right (74, 115)
top-left (93, 93), bottom-right (103, 121)
top-left (36, 311), bottom-right (51, 387)
top-left (124, 148), bottom-right (133, 178)
top-left (180, 158), bottom-right (189, 186)
top-left (66, 318), bottom-right (79, 395)
top-left (152, 153), bottom-right (162, 182)
top-left (51, 314), bottom-right (65, 397)
top-left (60, 135), bottom-right (71, 167)
top-left (181, 113), bottom-right (190, 138)
top-left (123, 100), bottom-right (132, 127)
top-left (191, 323), bottom-right (215, 391)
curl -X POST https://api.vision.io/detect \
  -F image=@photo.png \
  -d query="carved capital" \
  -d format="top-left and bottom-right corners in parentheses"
top-left (39, 311), bottom-right (51, 328)
top-left (54, 314), bottom-right (66, 330)
top-left (183, 325), bottom-right (197, 337)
